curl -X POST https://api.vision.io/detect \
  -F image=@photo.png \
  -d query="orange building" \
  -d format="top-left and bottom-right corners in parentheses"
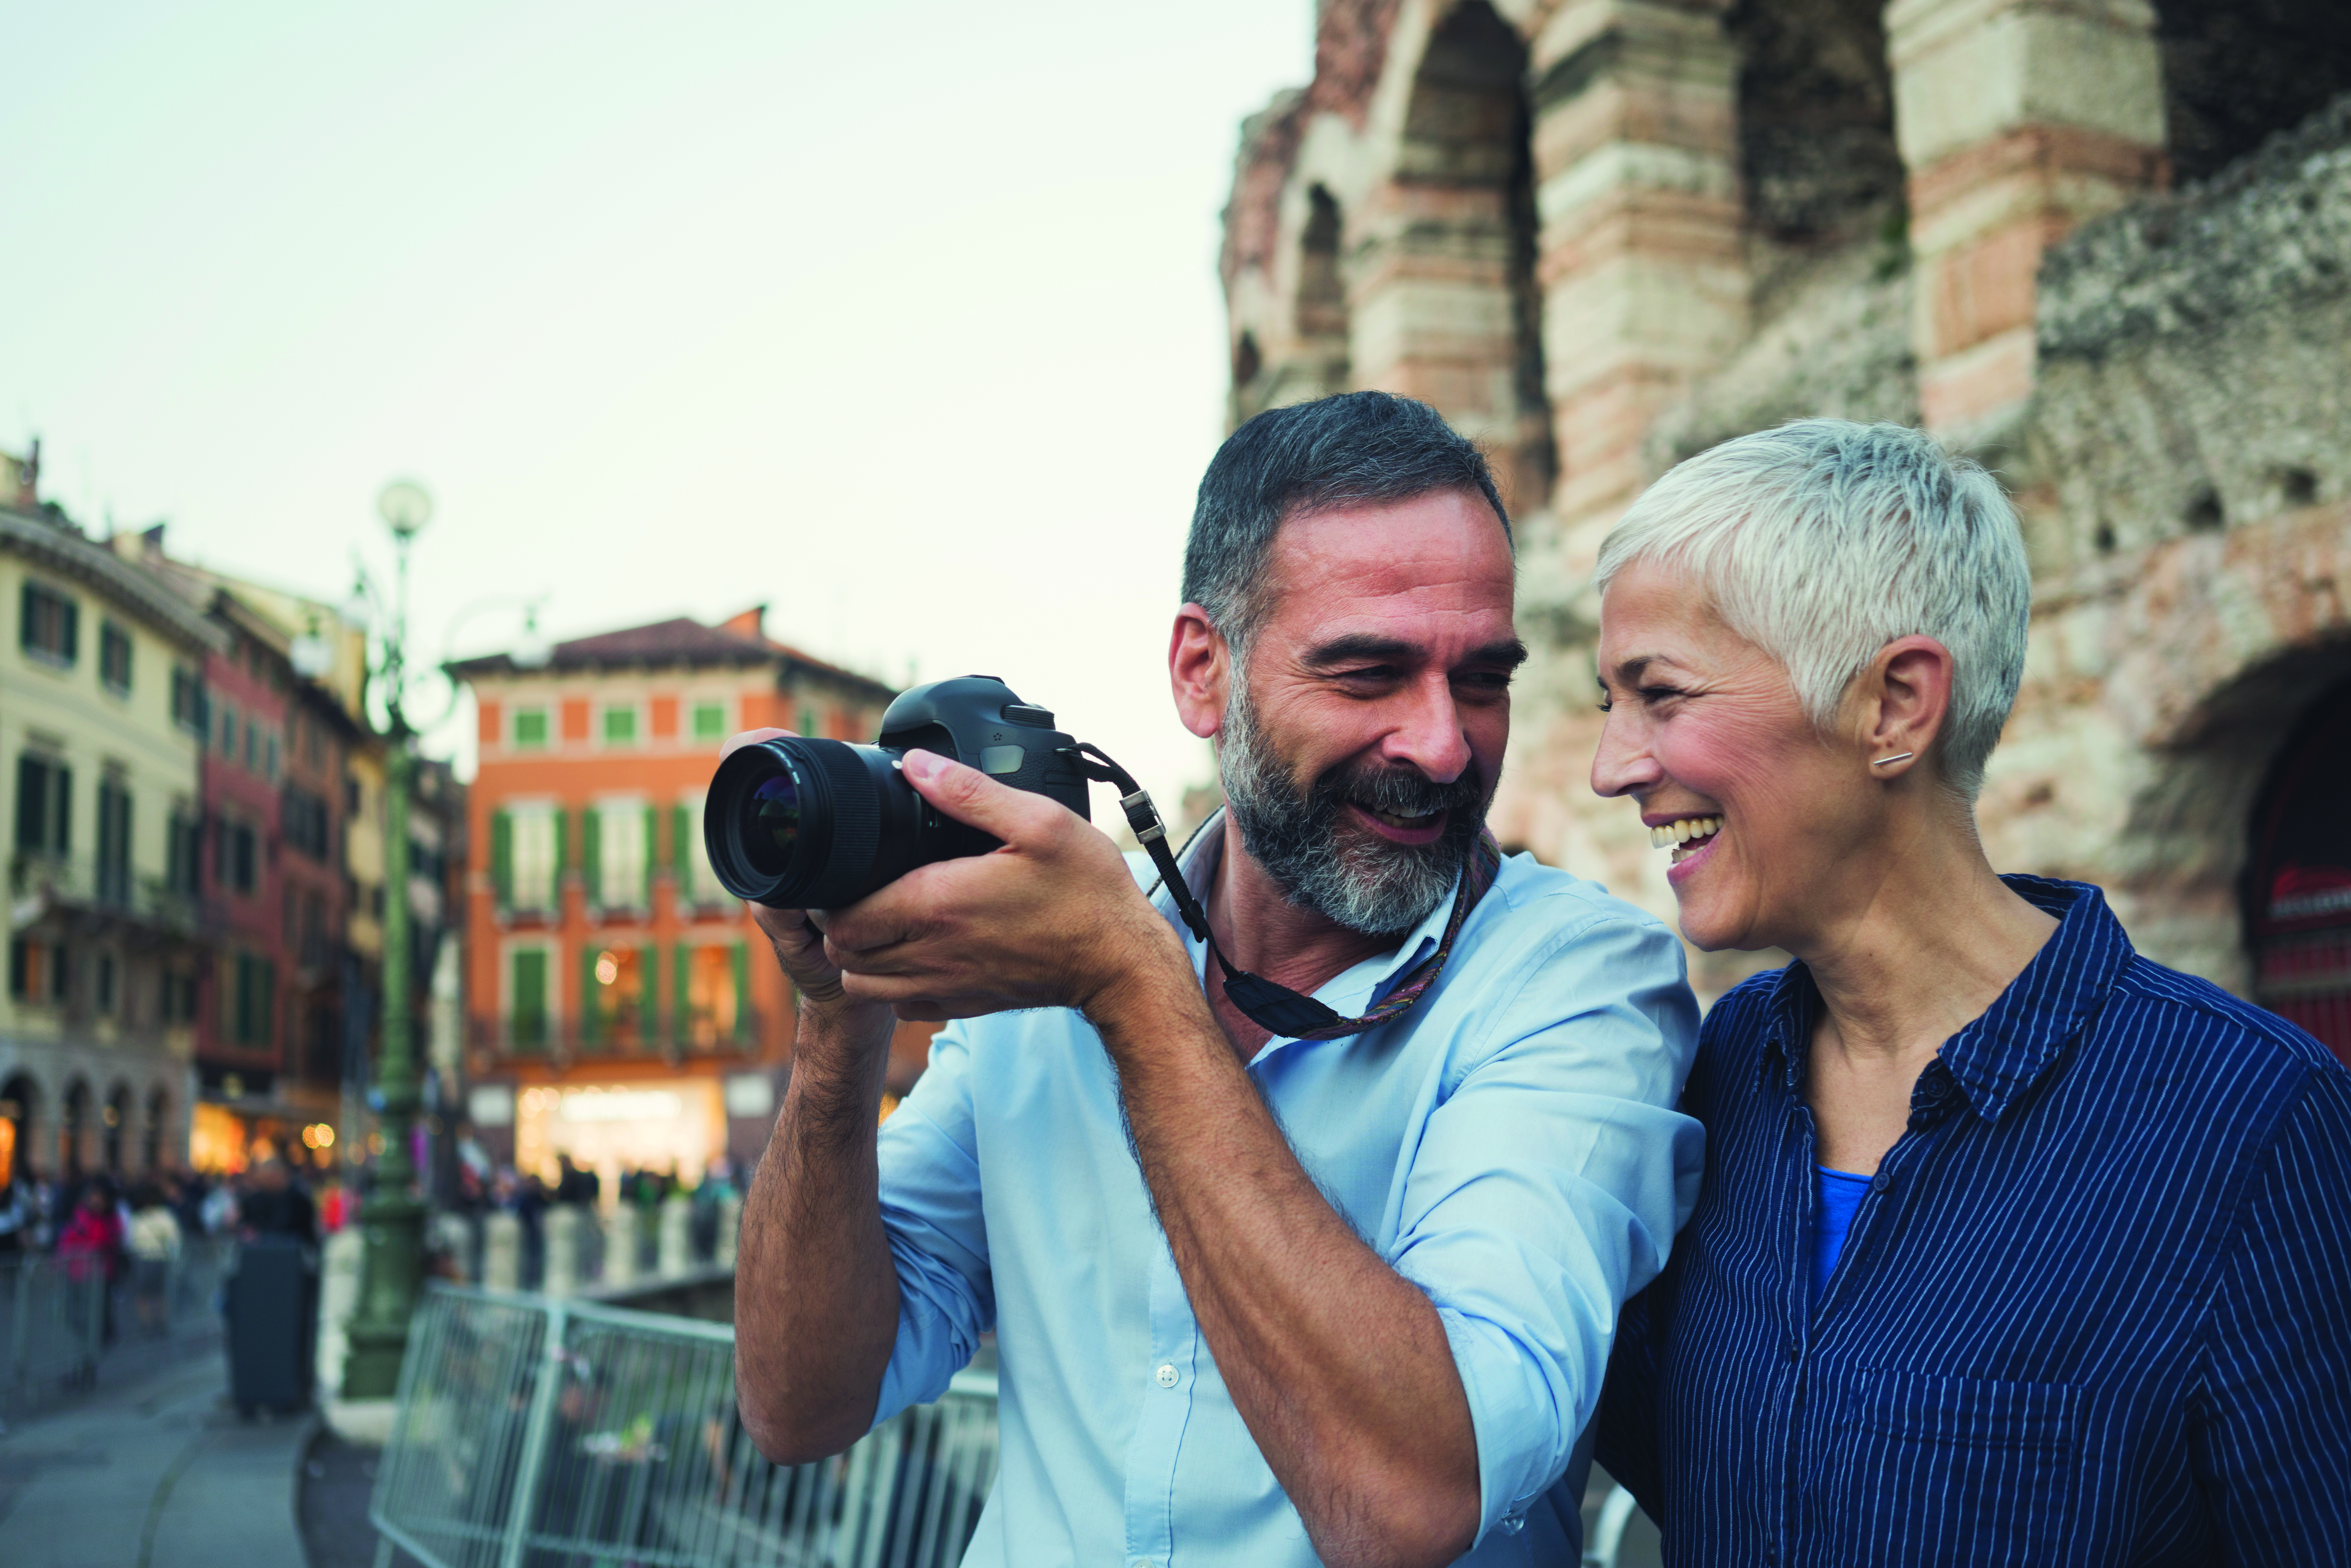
top-left (450, 607), bottom-right (895, 1188)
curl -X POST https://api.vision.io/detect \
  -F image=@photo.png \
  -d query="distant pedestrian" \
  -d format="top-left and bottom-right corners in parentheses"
top-left (127, 1183), bottom-right (181, 1337)
top-left (56, 1180), bottom-right (125, 1342)
top-left (237, 1160), bottom-right (317, 1245)
top-left (0, 1166), bottom-right (30, 1256)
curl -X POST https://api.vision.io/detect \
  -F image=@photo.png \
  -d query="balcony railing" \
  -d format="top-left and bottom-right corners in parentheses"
top-left (470, 1013), bottom-right (765, 1061)
top-left (8, 851), bottom-right (202, 935)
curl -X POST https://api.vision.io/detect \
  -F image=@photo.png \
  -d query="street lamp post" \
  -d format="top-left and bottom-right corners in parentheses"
top-left (342, 479), bottom-right (433, 1401)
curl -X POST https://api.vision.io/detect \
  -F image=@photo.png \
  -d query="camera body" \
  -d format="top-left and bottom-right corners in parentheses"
top-left (704, 675), bottom-right (1089, 909)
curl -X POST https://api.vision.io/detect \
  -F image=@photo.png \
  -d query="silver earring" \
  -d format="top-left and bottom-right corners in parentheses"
top-left (1871, 752), bottom-right (1915, 768)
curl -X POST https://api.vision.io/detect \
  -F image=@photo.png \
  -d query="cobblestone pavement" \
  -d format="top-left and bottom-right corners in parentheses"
top-left (0, 1347), bottom-right (310, 1568)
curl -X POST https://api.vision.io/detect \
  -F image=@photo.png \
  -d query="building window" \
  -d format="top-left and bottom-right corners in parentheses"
top-left (94, 775), bottom-right (132, 906)
top-left (227, 952), bottom-right (275, 1047)
top-left (99, 622), bottom-right (132, 695)
top-left (691, 701), bottom-right (728, 742)
top-left (171, 666), bottom-right (207, 734)
top-left (95, 951), bottom-right (117, 1016)
top-left (214, 817), bottom-right (257, 895)
top-left (585, 801), bottom-right (648, 911)
top-left (680, 942), bottom-right (752, 1048)
top-left (496, 805), bottom-right (562, 913)
top-left (19, 581), bottom-right (78, 666)
top-left (166, 811), bottom-right (201, 897)
top-left (14, 754), bottom-right (72, 856)
top-left (217, 703), bottom-right (238, 759)
top-left (162, 969), bottom-right (197, 1023)
top-left (282, 785), bottom-right (330, 861)
top-left (512, 707), bottom-right (550, 748)
top-left (582, 945), bottom-right (652, 1050)
top-left (8, 939), bottom-right (68, 1004)
top-left (601, 705), bottom-right (638, 746)
top-left (509, 946), bottom-right (550, 1052)
top-left (671, 797), bottom-right (710, 903)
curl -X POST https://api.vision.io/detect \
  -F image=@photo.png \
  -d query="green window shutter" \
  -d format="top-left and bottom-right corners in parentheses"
top-left (552, 809), bottom-right (569, 885)
top-left (581, 807), bottom-right (602, 905)
top-left (580, 945), bottom-right (602, 1049)
top-left (61, 598), bottom-right (77, 663)
top-left (641, 944), bottom-right (659, 1040)
top-left (673, 942), bottom-right (692, 1044)
top-left (512, 948), bottom-right (547, 1051)
top-left (53, 765), bottom-right (71, 854)
top-left (671, 805), bottom-right (693, 900)
top-left (732, 942), bottom-right (753, 1044)
top-left (260, 959), bottom-right (276, 1048)
top-left (15, 755), bottom-right (46, 852)
top-left (643, 806), bottom-right (657, 887)
top-left (490, 810), bottom-right (513, 909)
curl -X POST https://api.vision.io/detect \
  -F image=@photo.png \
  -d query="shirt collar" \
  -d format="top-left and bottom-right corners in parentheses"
top-left (1151, 809), bottom-right (1453, 1030)
top-left (1757, 876), bottom-right (2135, 1121)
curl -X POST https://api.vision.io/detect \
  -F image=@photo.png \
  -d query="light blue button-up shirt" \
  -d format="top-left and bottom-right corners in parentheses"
top-left (868, 815), bottom-right (1703, 1564)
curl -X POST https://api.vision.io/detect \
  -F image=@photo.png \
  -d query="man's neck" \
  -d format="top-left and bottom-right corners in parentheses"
top-left (1203, 816), bottom-right (1399, 1007)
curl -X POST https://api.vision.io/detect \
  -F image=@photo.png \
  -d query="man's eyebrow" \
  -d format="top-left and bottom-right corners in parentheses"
top-left (1302, 633), bottom-right (1530, 670)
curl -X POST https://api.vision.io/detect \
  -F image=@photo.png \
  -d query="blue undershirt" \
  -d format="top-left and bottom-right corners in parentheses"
top-left (1812, 1166), bottom-right (1872, 1301)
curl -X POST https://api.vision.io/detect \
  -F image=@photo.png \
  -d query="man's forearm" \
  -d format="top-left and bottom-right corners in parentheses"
top-left (734, 1001), bottom-right (902, 1464)
top-left (1089, 967), bottom-right (1481, 1568)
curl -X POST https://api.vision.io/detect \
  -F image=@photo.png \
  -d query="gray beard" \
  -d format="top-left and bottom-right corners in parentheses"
top-left (1216, 678), bottom-right (1491, 936)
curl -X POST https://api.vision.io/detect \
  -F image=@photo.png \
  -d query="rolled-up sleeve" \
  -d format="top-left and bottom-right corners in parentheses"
top-left (1387, 912), bottom-right (1704, 1545)
top-left (868, 1022), bottom-right (995, 1427)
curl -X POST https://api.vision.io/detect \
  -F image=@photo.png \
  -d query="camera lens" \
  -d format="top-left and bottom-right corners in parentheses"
top-left (705, 736), bottom-right (924, 909)
top-left (744, 770), bottom-right (801, 875)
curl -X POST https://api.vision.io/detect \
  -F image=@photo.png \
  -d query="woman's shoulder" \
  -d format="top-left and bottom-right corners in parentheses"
top-left (2103, 951), bottom-right (2349, 1090)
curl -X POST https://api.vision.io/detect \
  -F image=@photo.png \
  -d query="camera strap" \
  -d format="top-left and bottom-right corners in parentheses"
top-left (1065, 744), bottom-right (1503, 1042)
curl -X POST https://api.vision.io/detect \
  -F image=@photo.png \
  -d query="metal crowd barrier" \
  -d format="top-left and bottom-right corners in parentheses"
top-left (0, 1236), bottom-right (236, 1409)
top-left (372, 1284), bottom-right (999, 1568)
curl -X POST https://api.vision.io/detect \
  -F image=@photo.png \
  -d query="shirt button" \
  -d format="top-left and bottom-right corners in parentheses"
top-left (1870, 1173), bottom-right (1890, 1194)
top-left (1154, 1363), bottom-right (1178, 1389)
top-left (1132, 1559), bottom-right (1155, 1568)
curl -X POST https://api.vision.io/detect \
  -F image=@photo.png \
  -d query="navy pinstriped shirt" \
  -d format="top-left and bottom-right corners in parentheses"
top-left (1595, 877), bottom-right (2351, 1566)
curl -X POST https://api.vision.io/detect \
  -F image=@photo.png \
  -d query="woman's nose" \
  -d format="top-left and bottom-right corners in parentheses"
top-left (1590, 711), bottom-right (1660, 799)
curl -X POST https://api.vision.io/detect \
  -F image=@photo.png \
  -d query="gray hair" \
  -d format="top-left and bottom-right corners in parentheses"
top-left (1594, 420), bottom-right (2030, 801)
top-left (1182, 391), bottom-right (1510, 659)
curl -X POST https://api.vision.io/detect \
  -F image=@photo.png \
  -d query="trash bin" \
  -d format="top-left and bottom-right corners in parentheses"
top-left (225, 1235), bottom-right (315, 1416)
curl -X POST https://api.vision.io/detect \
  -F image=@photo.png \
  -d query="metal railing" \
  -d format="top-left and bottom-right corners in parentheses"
top-left (373, 1285), bottom-right (999, 1568)
top-left (1, 1235), bottom-right (236, 1408)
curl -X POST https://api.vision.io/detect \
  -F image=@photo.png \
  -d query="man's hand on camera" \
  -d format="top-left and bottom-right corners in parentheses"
top-left (721, 728), bottom-right (879, 1026)
top-left (821, 749), bottom-right (1187, 1022)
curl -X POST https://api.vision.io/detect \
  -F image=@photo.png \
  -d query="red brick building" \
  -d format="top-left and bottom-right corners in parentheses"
top-left (452, 608), bottom-right (896, 1187)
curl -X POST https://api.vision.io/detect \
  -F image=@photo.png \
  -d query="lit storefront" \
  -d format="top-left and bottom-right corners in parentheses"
top-left (512, 1079), bottom-right (727, 1193)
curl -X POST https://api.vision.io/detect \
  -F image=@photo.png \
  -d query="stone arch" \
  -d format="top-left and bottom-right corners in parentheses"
top-left (1353, 0), bottom-right (1554, 512)
top-left (103, 1081), bottom-right (132, 1173)
top-left (2243, 670), bottom-right (2351, 1063)
top-left (0, 1072), bottom-right (38, 1187)
top-left (2153, 0), bottom-right (2351, 184)
top-left (1723, 0), bottom-right (1904, 242)
top-left (144, 1084), bottom-right (171, 1173)
top-left (59, 1077), bottom-right (92, 1176)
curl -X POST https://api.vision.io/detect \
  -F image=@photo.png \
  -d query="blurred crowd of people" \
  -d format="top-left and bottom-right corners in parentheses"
top-left (0, 1159), bottom-right (335, 1341)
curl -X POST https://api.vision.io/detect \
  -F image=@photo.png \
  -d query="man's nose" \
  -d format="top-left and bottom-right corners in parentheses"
top-left (1590, 710), bottom-right (1659, 799)
top-left (1383, 676), bottom-right (1473, 783)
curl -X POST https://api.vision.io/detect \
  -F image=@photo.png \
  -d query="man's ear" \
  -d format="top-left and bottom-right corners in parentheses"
top-left (1169, 605), bottom-right (1231, 741)
top-left (1860, 636), bottom-right (1955, 771)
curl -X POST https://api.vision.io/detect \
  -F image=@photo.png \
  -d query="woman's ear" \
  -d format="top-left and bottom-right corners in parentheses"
top-left (1862, 636), bottom-right (1955, 771)
top-left (1168, 605), bottom-right (1230, 741)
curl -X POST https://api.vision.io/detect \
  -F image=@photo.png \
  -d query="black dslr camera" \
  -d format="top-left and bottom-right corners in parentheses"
top-left (704, 676), bottom-right (1091, 909)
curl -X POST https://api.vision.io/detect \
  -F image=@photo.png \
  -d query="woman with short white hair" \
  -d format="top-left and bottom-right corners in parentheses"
top-left (1588, 419), bottom-right (2351, 1564)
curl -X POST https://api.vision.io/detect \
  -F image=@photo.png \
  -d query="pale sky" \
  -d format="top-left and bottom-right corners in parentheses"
top-left (1, 1), bottom-right (1315, 812)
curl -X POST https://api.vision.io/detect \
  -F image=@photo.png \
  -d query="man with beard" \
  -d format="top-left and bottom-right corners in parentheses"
top-left (731, 392), bottom-right (1702, 1567)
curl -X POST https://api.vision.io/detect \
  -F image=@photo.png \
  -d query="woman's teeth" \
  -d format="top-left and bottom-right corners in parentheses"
top-left (1649, 816), bottom-right (1722, 861)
